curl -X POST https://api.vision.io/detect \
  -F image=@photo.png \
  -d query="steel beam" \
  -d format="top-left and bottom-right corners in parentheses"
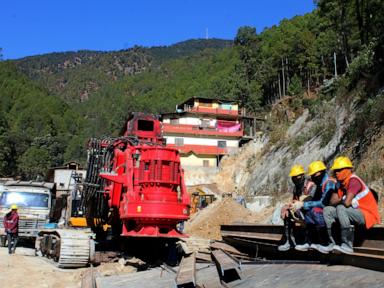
top-left (175, 253), bottom-right (196, 288)
top-left (212, 249), bottom-right (242, 283)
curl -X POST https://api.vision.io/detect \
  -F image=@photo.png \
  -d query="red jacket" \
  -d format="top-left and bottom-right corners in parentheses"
top-left (3, 211), bottom-right (19, 234)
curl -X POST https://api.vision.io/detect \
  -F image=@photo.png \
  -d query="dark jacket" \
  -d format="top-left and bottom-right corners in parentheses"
top-left (3, 211), bottom-right (19, 234)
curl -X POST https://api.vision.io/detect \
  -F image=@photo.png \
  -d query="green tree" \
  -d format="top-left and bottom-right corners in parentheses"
top-left (287, 74), bottom-right (303, 96)
top-left (18, 146), bottom-right (51, 179)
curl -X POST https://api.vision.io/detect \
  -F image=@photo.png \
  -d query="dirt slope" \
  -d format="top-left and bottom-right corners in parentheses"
top-left (184, 198), bottom-right (273, 240)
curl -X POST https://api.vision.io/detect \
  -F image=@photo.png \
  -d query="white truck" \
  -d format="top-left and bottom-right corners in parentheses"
top-left (0, 181), bottom-right (55, 246)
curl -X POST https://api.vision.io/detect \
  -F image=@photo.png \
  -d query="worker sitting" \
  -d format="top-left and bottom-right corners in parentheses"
top-left (294, 161), bottom-right (336, 252)
top-left (278, 165), bottom-right (316, 251)
top-left (319, 156), bottom-right (380, 254)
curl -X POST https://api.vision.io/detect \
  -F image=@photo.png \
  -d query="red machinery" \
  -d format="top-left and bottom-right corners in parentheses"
top-left (82, 113), bottom-right (190, 238)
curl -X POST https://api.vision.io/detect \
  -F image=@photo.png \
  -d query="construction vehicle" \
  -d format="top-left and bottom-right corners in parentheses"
top-left (190, 188), bottom-right (216, 214)
top-left (0, 181), bottom-right (55, 247)
top-left (35, 113), bottom-right (191, 267)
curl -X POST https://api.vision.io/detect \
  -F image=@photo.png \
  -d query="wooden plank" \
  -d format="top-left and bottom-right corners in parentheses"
top-left (175, 253), bottom-right (196, 287)
top-left (81, 268), bottom-right (96, 288)
top-left (210, 241), bottom-right (246, 255)
top-left (354, 247), bottom-right (384, 256)
top-left (221, 231), bottom-right (281, 242)
top-left (177, 241), bottom-right (193, 255)
top-left (196, 252), bottom-right (212, 263)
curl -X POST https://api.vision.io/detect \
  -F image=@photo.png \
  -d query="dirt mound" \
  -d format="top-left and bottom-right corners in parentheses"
top-left (184, 198), bottom-right (270, 240)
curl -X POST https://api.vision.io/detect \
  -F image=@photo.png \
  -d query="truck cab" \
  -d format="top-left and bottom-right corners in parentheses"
top-left (0, 181), bottom-right (55, 244)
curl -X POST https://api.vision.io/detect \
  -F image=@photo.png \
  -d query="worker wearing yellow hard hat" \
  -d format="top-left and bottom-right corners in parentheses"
top-left (330, 156), bottom-right (353, 170)
top-left (294, 160), bottom-right (337, 252)
top-left (318, 156), bottom-right (380, 254)
top-left (288, 164), bottom-right (305, 177)
top-left (3, 204), bottom-right (19, 254)
top-left (278, 164), bottom-right (316, 252)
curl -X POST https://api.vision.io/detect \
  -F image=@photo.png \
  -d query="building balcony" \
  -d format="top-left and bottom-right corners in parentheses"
top-left (162, 123), bottom-right (243, 137)
top-left (181, 105), bottom-right (240, 116)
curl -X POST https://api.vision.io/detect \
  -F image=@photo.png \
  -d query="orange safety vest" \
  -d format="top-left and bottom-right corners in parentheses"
top-left (337, 174), bottom-right (380, 229)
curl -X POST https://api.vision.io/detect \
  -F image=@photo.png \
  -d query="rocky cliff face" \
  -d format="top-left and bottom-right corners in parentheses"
top-left (215, 87), bottom-right (384, 221)
top-left (216, 101), bottom-right (349, 195)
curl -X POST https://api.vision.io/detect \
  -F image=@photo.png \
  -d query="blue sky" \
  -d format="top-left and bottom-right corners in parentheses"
top-left (1, 0), bottom-right (315, 59)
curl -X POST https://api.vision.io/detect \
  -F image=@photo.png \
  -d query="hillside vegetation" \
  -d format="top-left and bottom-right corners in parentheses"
top-left (0, 62), bottom-right (85, 178)
top-left (0, 0), bottom-right (383, 181)
top-left (15, 39), bottom-right (232, 102)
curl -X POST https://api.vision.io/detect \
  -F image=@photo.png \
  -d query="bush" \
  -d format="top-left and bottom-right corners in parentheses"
top-left (345, 39), bottom-right (377, 89)
top-left (302, 98), bottom-right (321, 117)
top-left (347, 91), bottom-right (384, 143)
top-left (288, 74), bottom-right (303, 96)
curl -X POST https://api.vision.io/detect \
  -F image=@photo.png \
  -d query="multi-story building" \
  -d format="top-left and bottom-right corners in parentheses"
top-left (161, 97), bottom-right (258, 169)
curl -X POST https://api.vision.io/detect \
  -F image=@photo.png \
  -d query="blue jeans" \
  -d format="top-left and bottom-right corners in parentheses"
top-left (7, 232), bottom-right (18, 254)
top-left (304, 208), bottom-right (325, 227)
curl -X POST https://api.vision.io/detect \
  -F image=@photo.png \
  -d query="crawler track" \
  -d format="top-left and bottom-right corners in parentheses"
top-left (37, 229), bottom-right (95, 268)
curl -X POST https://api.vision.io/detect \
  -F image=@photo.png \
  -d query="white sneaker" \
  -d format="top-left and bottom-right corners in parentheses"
top-left (295, 243), bottom-right (310, 251)
top-left (333, 243), bottom-right (354, 254)
top-left (318, 243), bottom-right (334, 254)
top-left (310, 243), bottom-right (321, 252)
top-left (278, 241), bottom-right (291, 252)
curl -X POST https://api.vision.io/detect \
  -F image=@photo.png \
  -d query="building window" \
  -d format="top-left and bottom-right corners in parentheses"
top-left (218, 141), bottom-right (227, 148)
top-left (200, 119), bottom-right (210, 128)
top-left (203, 160), bottom-right (210, 167)
top-left (137, 120), bottom-right (154, 131)
top-left (170, 118), bottom-right (179, 125)
top-left (175, 138), bottom-right (184, 146)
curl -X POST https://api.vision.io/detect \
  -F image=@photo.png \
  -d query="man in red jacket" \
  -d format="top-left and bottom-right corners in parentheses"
top-left (3, 204), bottom-right (19, 254)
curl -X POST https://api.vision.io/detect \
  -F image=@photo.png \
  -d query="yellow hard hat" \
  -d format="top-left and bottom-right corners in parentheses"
top-left (10, 204), bottom-right (18, 210)
top-left (289, 164), bottom-right (305, 177)
top-left (307, 160), bottom-right (327, 176)
top-left (331, 156), bottom-right (353, 170)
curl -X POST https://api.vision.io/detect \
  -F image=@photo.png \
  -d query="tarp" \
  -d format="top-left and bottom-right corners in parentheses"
top-left (217, 122), bottom-right (241, 132)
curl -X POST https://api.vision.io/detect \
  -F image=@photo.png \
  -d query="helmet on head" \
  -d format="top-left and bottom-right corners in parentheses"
top-left (307, 161), bottom-right (327, 176)
top-left (289, 164), bottom-right (305, 177)
top-left (331, 156), bottom-right (353, 170)
top-left (10, 204), bottom-right (18, 210)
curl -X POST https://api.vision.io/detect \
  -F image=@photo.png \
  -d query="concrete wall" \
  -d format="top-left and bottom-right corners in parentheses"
top-left (180, 154), bottom-right (217, 167)
top-left (165, 136), bottom-right (239, 147)
top-left (54, 169), bottom-right (86, 194)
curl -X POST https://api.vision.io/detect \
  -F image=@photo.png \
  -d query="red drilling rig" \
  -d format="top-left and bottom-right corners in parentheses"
top-left (36, 113), bottom-right (190, 268)
top-left (82, 112), bottom-right (190, 238)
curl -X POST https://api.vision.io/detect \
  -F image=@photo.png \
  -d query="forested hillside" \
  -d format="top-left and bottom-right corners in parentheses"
top-left (1, 0), bottom-right (383, 180)
top-left (0, 62), bottom-right (85, 178)
top-left (15, 39), bottom-right (232, 102)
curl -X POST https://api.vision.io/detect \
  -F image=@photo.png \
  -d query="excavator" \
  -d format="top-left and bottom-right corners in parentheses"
top-left (36, 113), bottom-right (191, 268)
